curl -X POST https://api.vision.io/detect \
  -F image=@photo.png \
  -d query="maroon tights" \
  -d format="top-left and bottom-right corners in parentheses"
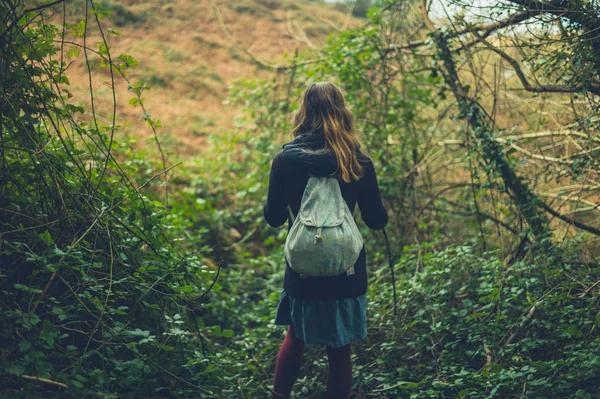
top-left (273, 326), bottom-right (352, 399)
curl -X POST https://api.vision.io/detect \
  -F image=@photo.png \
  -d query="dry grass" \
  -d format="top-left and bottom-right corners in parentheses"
top-left (63, 0), bottom-right (362, 155)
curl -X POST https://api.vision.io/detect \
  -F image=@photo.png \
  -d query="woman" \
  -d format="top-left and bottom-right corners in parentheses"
top-left (264, 82), bottom-right (388, 399)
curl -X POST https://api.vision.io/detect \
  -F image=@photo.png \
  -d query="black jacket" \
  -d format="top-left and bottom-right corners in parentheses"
top-left (264, 134), bottom-right (388, 300)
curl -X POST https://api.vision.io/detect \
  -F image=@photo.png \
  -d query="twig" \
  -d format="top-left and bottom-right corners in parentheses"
top-left (438, 198), bottom-right (519, 234)
top-left (405, 183), bottom-right (472, 235)
top-left (20, 374), bottom-right (68, 389)
top-left (197, 262), bottom-right (222, 299)
top-left (503, 304), bottom-right (537, 347)
top-left (372, 381), bottom-right (412, 393)
top-left (31, 271), bottom-right (58, 313)
top-left (211, 0), bottom-right (278, 70)
top-left (475, 31), bottom-right (600, 95)
top-left (540, 201), bottom-right (600, 237)
top-left (287, 10), bottom-right (314, 49)
top-left (23, 0), bottom-right (65, 14)
top-left (579, 279), bottom-right (600, 298)
top-left (0, 207), bottom-right (45, 224)
top-left (108, 162), bottom-right (181, 213)
top-left (382, 229), bottom-right (397, 315)
top-left (90, 0), bottom-right (120, 200)
top-left (0, 0), bottom-right (66, 39)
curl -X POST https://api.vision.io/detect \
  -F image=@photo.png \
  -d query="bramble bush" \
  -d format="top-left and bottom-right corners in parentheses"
top-left (202, 5), bottom-right (600, 397)
top-left (0, 3), bottom-right (229, 397)
top-left (1, 1), bottom-right (600, 398)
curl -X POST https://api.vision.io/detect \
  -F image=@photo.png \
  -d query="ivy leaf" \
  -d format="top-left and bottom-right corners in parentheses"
top-left (222, 329), bottom-right (234, 338)
top-left (18, 340), bottom-right (31, 352)
top-left (70, 380), bottom-right (84, 389)
top-left (179, 285), bottom-right (194, 293)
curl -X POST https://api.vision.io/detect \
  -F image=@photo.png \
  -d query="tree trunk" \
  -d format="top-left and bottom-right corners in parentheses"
top-left (432, 31), bottom-right (557, 258)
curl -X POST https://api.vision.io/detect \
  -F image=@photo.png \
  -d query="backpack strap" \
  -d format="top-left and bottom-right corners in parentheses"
top-left (287, 205), bottom-right (307, 279)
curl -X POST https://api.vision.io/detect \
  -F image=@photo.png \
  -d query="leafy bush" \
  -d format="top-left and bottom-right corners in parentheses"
top-left (0, 4), bottom-right (225, 397)
top-left (203, 8), bottom-right (600, 397)
top-left (360, 244), bottom-right (600, 398)
top-left (334, 0), bottom-right (372, 18)
top-left (2, 1), bottom-right (600, 398)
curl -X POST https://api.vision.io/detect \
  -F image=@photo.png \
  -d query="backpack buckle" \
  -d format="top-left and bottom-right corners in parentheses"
top-left (314, 227), bottom-right (323, 243)
top-left (346, 266), bottom-right (355, 276)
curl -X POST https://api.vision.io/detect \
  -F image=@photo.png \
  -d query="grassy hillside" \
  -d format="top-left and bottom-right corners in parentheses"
top-left (64, 0), bottom-right (362, 155)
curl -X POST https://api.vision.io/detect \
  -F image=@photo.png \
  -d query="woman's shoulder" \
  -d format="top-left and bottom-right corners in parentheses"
top-left (270, 151), bottom-right (292, 174)
top-left (272, 151), bottom-right (288, 165)
top-left (357, 150), bottom-right (374, 168)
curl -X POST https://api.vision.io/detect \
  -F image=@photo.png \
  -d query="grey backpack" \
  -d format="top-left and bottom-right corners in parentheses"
top-left (284, 176), bottom-right (363, 277)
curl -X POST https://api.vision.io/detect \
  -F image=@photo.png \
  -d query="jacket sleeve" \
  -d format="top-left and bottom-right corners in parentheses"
top-left (264, 152), bottom-right (288, 228)
top-left (357, 159), bottom-right (388, 230)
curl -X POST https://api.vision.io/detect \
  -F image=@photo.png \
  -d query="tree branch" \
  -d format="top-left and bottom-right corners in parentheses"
top-left (505, 0), bottom-right (600, 74)
top-left (23, 0), bottom-right (64, 14)
top-left (384, 9), bottom-right (536, 55)
top-left (458, 10), bottom-right (537, 49)
top-left (437, 199), bottom-right (519, 234)
top-left (476, 32), bottom-right (600, 95)
top-left (20, 374), bottom-right (68, 389)
top-left (422, 0), bottom-right (558, 256)
top-left (541, 201), bottom-right (600, 237)
top-left (503, 304), bottom-right (537, 347)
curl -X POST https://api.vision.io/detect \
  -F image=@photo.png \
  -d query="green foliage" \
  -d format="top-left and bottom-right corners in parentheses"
top-left (333, 0), bottom-right (373, 17)
top-left (2, 1), bottom-right (600, 398)
top-left (362, 244), bottom-right (600, 398)
top-left (0, 3), bottom-right (228, 397)
top-left (203, 5), bottom-right (600, 397)
top-left (352, 0), bottom-right (373, 17)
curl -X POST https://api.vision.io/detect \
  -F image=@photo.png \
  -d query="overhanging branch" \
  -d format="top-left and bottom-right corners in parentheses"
top-left (476, 32), bottom-right (600, 95)
top-left (541, 202), bottom-right (600, 237)
top-left (384, 10), bottom-right (536, 55)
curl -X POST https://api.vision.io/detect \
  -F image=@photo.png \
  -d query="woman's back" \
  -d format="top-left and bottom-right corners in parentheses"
top-left (265, 82), bottom-right (388, 399)
top-left (264, 141), bottom-right (388, 232)
top-left (264, 128), bottom-right (388, 301)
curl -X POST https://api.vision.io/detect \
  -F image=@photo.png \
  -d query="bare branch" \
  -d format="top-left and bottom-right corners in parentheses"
top-left (20, 374), bottom-right (68, 389)
top-left (23, 0), bottom-right (64, 14)
top-left (503, 304), bottom-right (537, 347)
top-left (211, 0), bottom-right (310, 72)
top-left (459, 11), bottom-right (538, 49)
top-left (476, 33), bottom-right (600, 95)
top-left (384, 9), bottom-right (536, 55)
top-left (541, 202), bottom-right (600, 237)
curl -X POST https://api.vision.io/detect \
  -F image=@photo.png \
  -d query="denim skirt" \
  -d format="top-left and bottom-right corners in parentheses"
top-left (274, 289), bottom-right (367, 348)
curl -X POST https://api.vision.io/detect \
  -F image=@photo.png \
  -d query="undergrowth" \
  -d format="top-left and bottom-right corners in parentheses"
top-left (1, 1), bottom-right (599, 399)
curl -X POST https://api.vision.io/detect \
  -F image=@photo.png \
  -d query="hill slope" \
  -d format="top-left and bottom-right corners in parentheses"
top-left (64, 0), bottom-right (362, 154)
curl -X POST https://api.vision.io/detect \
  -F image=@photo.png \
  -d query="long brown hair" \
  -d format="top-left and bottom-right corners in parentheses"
top-left (292, 82), bottom-right (364, 182)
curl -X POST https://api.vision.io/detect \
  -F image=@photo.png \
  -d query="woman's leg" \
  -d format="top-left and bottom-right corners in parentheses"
top-left (325, 344), bottom-right (352, 399)
top-left (273, 325), bottom-right (305, 397)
